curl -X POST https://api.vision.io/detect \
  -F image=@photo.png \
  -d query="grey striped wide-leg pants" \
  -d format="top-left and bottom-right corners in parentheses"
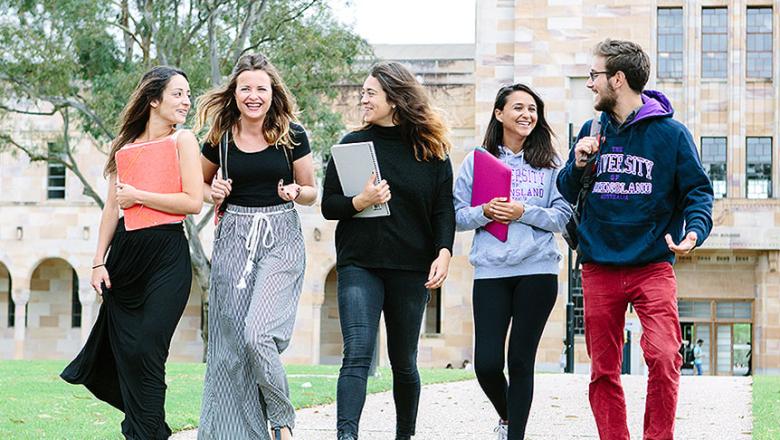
top-left (199, 203), bottom-right (305, 440)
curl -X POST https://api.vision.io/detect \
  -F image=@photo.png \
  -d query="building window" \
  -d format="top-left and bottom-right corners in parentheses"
top-left (679, 300), bottom-right (713, 319)
top-left (746, 137), bottom-right (772, 199)
top-left (702, 8), bottom-right (728, 78)
top-left (657, 8), bottom-right (683, 79)
top-left (47, 142), bottom-right (66, 199)
top-left (71, 269), bottom-right (81, 328)
top-left (424, 288), bottom-right (442, 334)
top-left (746, 7), bottom-right (773, 79)
top-left (701, 137), bottom-right (727, 198)
top-left (716, 302), bottom-right (752, 320)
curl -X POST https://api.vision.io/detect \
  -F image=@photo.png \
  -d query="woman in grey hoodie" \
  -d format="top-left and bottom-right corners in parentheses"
top-left (453, 83), bottom-right (571, 440)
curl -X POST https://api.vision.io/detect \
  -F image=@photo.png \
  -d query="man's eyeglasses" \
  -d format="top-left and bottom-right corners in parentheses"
top-left (588, 71), bottom-right (611, 81)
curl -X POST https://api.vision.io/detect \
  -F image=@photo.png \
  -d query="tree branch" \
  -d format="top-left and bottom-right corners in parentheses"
top-left (141, 0), bottom-right (169, 64)
top-left (61, 108), bottom-right (105, 208)
top-left (0, 134), bottom-right (48, 161)
top-left (1, 73), bottom-right (115, 140)
top-left (230, 0), bottom-right (266, 65)
top-left (180, 0), bottom-right (232, 58)
top-left (197, 208), bottom-right (215, 232)
top-left (241, 0), bottom-right (320, 58)
top-left (208, 7), bottom-right (220, 86)
top-left (0, 104), bottom-right (59, 116)
top-left (108, 20), bottom-right (145, 52)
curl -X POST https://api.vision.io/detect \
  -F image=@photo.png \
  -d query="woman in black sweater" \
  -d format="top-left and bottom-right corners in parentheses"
top-left (322, 61), bottom-right (455, 440)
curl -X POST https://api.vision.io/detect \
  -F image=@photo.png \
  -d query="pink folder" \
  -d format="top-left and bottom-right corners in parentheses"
top-left (116, 136), bottom-right (185, 231)
top-left (471, 147), bottom-right (511, 242)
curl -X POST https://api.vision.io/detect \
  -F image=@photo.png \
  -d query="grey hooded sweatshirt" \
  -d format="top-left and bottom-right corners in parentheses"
top-left (454, 146), bottom-right (572, 279)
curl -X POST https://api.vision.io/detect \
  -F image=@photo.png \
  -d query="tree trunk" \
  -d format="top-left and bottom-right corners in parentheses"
top-left (208, 11), bottom-right (220, 86)
top-left (121, 0), bottom-right (133, 64)
top-left (184, 216), bottom-right (212, 362)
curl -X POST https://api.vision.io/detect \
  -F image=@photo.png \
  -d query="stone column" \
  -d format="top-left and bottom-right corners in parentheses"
top-left (12, 286), bottom-right (29, 360)
top-left (756, 251), bottom-right (780, 374)
top-left (78, 279), bottom-right (98, 343)
top-left (311, 287), bottom-right (325, 365)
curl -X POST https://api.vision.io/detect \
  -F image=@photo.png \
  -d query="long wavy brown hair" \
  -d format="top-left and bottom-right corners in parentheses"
top-left (104, 66), bottom-right (187, 176)
top-left (365, 62), bottom-right (451, 161)
top-left (195, 53), bottom-right (299, 148)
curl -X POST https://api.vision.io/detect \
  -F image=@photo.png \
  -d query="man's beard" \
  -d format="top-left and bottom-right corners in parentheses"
top-left (594, 84), bottom-right (617, 113)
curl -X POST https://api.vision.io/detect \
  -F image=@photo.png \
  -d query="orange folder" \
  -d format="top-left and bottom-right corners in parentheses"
top-left (115, 135), bottom-right (185, 231)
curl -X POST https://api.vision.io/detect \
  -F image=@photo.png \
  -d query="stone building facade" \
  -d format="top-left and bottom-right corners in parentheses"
top-left (2, 1), bottom-right (779, 376)
top-left (474, 0), bottom-right (780, 375)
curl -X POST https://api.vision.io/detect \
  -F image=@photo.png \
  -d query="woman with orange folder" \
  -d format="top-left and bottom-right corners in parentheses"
top-left (453, 84), bottom-right (571, 440)
top-left (196, 53), bottom-right (317, 440)
top-left (61, 66), bottom-right (203, 440)
top-left (321, 61), bottom-right (455, 440)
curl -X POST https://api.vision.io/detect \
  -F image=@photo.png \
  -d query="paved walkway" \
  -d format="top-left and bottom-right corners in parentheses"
top-left (172, 374), bottom-right (752, 439)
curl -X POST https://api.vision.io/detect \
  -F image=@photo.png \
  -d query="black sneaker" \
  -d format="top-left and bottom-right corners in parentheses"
top-left (337, 432), bottom-right (357, 440)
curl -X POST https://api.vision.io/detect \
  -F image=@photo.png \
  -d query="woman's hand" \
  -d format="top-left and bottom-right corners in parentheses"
top-left (278, 180), bottom-right (302, 202)
top-left (211, 176), bottom-right (232, 206)
top-left (116, 182), bottom-right (141, 209)
top-left (425, 249), bottom-right (451, 289)
top-left (483, 197), bottom-right (524, 223)
top-left (352, 172), bottom-right (391, 211)
top-left (91, 266), bottom-right (111, 296)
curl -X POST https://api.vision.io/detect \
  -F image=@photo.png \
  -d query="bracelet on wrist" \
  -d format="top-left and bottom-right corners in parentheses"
top-left (92, 263), bottom-right (105, 270)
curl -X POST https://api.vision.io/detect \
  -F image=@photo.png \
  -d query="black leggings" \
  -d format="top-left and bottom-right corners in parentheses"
top-left (472, 274), bottom-right (557, 440)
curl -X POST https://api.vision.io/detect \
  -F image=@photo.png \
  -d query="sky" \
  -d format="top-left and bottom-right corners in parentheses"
top-left (329, 0), bottom-right (476, 45)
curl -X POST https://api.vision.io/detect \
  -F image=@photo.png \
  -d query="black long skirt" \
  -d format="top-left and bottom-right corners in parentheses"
top-left (61, 218), bottom-right (191, 440)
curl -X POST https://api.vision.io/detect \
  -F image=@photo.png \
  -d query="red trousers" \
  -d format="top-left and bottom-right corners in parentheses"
top-left (582, 262), bottom-right (682, 440)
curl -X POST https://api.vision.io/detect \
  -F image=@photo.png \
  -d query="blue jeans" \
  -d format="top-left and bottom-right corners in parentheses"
top-left (336, 265), bottom-right (429, 438)
top-left (695, 362), bottom-right (703, 375)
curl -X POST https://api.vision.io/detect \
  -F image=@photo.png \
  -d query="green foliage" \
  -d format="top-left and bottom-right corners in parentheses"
top-left (753, 375), bottom-right (780, 439)
top-left (255, 1), bottom-right (373, 151)
top-left (0, 360), bottom-right (475, 439)
top-left (0, 0), bottom-right (372, 158)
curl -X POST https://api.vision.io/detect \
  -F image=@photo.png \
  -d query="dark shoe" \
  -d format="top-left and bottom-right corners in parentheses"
top-left (395, 436), bottom-right (411, 440)
top-left (337, 432), bottom-right (357, 440)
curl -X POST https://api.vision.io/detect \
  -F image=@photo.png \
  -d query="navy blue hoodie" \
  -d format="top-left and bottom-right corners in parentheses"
top-left (557, 90), bottom-right (714, 266)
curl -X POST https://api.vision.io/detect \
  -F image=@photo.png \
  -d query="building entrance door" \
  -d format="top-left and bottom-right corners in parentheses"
top-left (678, 299), bottom-right (753, 376)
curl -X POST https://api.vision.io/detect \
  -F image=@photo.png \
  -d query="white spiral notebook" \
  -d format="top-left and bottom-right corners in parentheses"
top-left (330, 141), bottom-right (391, 218)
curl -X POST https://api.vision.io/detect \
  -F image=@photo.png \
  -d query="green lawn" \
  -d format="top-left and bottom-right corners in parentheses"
top-left (753, 375), bottom-right (780, 440)
top-left (0, 361), bottom-right (474, 439)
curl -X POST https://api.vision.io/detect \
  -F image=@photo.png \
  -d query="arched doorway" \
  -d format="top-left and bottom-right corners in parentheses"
top-left (26, 258), bottom-right (82, 359)
top-left (319, 267), bottom-right (343, 365)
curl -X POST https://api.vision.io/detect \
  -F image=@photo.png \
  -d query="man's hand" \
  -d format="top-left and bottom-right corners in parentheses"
top-left (665, 231), bottom-right (698, 255)
top-left (574, 136), bottom-right (599, 168)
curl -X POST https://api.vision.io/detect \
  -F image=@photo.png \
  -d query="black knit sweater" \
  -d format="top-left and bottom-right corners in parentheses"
top-left (321, 125), bottom-right (455, 272)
